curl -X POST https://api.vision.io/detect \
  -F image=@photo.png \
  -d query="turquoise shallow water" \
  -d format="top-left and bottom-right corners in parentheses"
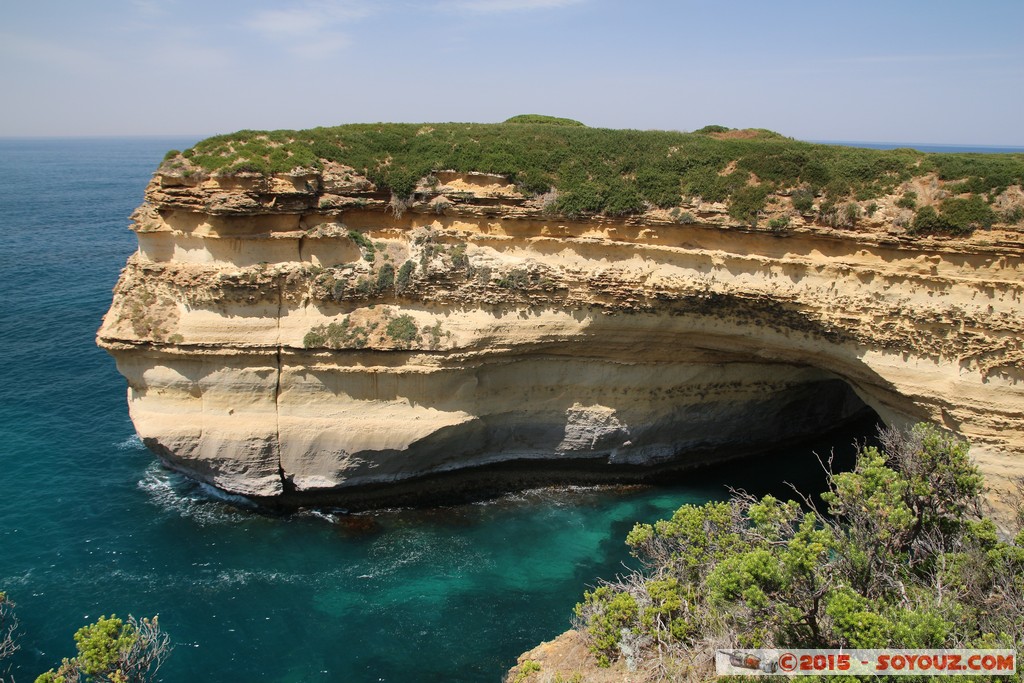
top-left (0, 138), bottom-right (872, 682)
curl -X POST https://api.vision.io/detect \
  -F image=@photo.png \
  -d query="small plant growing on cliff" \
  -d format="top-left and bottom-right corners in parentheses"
top-left (304, 318), bottom-right (369, 349)
top-left (331, 277), bottom-right (347, 301)
top-left (497, 268), bottom-right (531, 290)
top-left (512, 659), bottom-right (542, 683)
top-left (426, 320), bottom-right (445, 350)
top-left (388, 193), bottom-right (413, 218)
top-left (790, 186), bottom-right (815, 213)
top-left (347, 230), bottom-right (376, 260)
top-left (375, 263), bottom-right (395, 293)
top-left (768, 216), bottom-right (789, 231)
top-left (843, 201), bottom-right (861, 226)
top-left (396, 260), bottom-right (416, 293)
top-left (385, 314), bottom-right (418, 349)
top-left (448, 244), bottom-right (469, 271)
top-left (938, 194), bottom-right (997, 231)
top-left (1002, 206), bottom-right (1024, 224)
top-left (354, 277), bottom-right (374, 296)
top-left (910, 196), bottom-right (996, 235)
top-left (669, 208), bottom-right (696, 224)
top-left (727, 184), bottom-right (770, 226)
top-left (896, 190), bottom-right (918, 209)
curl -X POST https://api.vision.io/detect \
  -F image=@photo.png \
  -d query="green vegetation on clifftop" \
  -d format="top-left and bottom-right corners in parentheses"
top-left (169, 119), bottom-right (1024, 229)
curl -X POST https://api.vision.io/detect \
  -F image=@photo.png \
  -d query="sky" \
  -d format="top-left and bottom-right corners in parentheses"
top-left (1, 0), bottom-right (1022, 145)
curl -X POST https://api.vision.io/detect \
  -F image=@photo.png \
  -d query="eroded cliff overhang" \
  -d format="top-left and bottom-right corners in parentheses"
top-left (98, 129), bottom-right (1024, 508)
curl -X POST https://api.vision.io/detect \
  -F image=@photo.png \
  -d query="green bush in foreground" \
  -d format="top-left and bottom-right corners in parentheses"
top-left (36, 615), bottom-right (170, 683)
top-left (575, 423), bottom-right (1024, 680)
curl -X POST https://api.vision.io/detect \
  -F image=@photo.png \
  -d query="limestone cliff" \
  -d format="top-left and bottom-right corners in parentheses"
top-left (97, 123), bottom-right (1024, 509)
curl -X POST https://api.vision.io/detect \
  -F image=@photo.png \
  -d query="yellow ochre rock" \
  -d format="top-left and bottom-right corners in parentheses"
top-left (98, 159), bottom-right (1024, 511)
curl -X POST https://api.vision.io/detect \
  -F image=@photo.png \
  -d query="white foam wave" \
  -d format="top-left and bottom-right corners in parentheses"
top-left (99, 566), bottom-right (356, 591)
top-left (468, 483), bottom-right (612, 508)
top-left (296, 508), bottom-right (342, 524)
top-left (0, 569), bottom-right (34, 588)
top-left (137, 464), bottom-right (255, 525)
top-left (115, 433), bottom-right (144, 450)
top-left (195, 480), bottom-right (260, 508)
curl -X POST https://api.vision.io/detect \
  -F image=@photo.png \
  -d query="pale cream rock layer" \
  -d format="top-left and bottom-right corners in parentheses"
top-left (98, 169), bottom-right (1024, 508)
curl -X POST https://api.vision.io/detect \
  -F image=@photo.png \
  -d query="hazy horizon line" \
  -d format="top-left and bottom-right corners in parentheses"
top-left (2, 133), bottom-right (1023, 152)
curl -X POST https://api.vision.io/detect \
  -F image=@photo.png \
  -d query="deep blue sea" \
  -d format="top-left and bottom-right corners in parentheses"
top-left (0, 138), bottom-right (889, 682)
top-left (807, 140), bottom-right (1024, 154)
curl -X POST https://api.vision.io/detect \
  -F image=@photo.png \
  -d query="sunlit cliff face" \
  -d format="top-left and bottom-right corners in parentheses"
top-left (98, 167), bottom-right (1024, 511)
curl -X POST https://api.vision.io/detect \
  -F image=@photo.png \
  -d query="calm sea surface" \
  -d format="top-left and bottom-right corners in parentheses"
top-left (0, 137), bottom-right (900, 682)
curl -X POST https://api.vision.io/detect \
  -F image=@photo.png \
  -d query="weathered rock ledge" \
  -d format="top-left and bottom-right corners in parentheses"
top-left (98, 162), bottom-right (1024, 510)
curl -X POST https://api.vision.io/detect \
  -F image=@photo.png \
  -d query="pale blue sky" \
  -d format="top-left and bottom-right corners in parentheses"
top-left (2, 0), bottom-right (1022, 144)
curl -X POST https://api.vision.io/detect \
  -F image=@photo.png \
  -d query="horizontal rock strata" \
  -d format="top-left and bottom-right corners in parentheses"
top-left (98, 166), bottom-right (1024, 508)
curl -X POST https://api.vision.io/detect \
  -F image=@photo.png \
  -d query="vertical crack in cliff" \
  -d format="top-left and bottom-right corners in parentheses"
top-left (274, 276), bottom-right (286, 491)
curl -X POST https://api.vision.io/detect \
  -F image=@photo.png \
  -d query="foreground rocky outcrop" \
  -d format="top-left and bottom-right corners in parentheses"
top-left (97, 128), bottom-right (1024, 510)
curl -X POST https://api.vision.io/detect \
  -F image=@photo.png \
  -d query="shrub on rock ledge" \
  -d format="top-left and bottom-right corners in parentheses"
top-left (574, 423), bottom-right (1024, 679)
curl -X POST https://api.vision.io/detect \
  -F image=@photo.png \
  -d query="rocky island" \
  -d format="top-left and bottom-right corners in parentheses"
top-left (97, 117), bottom-right (1024, 510)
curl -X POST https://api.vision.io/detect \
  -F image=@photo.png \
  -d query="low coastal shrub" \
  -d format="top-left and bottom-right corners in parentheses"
top-left (843, 201), bottom-right (861, 226)
top-left (896, 190), bottom-right (918, 209)
top-left (1003, 206), bottom-right (1024, 224)
top-left (448, 244), bottom-right (469, 271)
top-left (396, 260), bottom-right (416, 293)
top-left (497, 268), bottom-right (531, 290)
top-left (504, 114), bottom-right (585, 127)
top-left (304, 318), bottom-right (369, 349)
top-left (790, 187), bottom-right (815, 213)
top-left (347, 229), bottom-right (374, 251)
top-left (175, 121), bottom-right (1023, 224)
top-left (375, 263), bottom-right (395, 293)
top-left (938, 195), bottom-right (997, 231)
top-left (669, 208), bottom-right (696, 224)
top-left (693, 124), bottom-right (731, 134)
top-left (573, 423), bottom-right (1024, 676)
top-left (727, 185), bottom-right (771, 225)
top-left (512, 659), bottom-right (542, 683)
top-left (911, 195), bottom-right (997, 235)
top-left (385, 314), bottom-right (418, 348)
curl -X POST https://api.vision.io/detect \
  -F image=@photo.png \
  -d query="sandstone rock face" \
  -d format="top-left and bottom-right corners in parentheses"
top-left (97, 168), bottom-right (1024, 508)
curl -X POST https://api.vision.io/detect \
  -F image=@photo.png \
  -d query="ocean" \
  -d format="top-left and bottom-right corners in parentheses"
top-left (0, 137), bottom-right (889, 682)
top-left (806, 141), bottom-right (1024, 154)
